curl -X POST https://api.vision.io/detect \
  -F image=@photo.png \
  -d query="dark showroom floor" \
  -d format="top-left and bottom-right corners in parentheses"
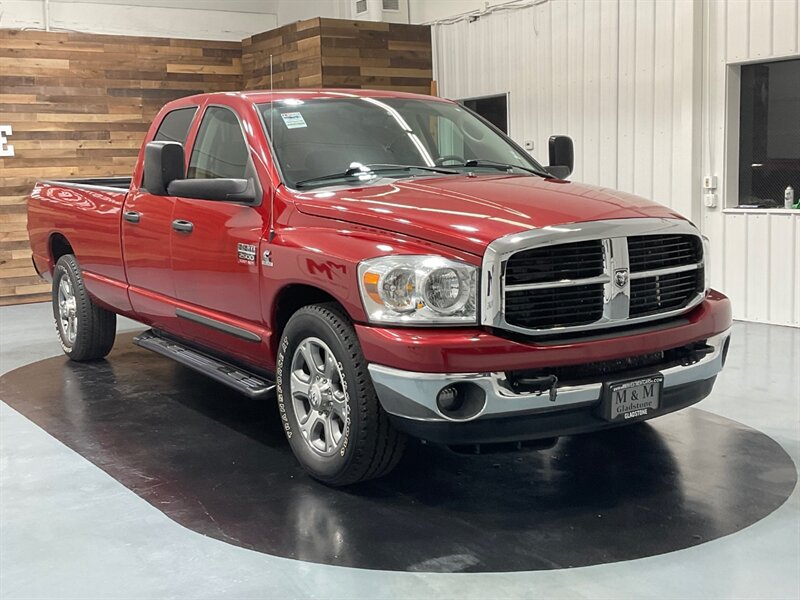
top-left (1, 302), bottom-right (798, 599)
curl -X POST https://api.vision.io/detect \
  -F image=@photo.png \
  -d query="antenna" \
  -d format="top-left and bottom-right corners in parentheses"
top-left (268, 54), bottom-right (275, 243)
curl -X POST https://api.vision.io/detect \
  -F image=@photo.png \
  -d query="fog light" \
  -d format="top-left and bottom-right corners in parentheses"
top-left (435, 382), bottom-right (486, 421)
top-left (437, 385), bottom-right (462, 412)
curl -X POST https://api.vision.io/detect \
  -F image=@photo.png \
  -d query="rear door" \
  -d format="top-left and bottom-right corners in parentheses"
top-left (169, 104), bottom-right (268, 367)
top-left (122, 106), bottom-right (197, 331)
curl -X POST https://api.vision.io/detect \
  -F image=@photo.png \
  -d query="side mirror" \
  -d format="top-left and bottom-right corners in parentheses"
top-left (167, 178), bottom-right (257, 203)
top-left (547, 135), bottom-right (574, 179)
top-left (144, 141), bottom-right (185, 195)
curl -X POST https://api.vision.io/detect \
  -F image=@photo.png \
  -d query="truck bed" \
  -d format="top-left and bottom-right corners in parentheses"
top-left (28, 178), bottom-right (131, 307)
top-left (43, 177), bottom-right (132, 191)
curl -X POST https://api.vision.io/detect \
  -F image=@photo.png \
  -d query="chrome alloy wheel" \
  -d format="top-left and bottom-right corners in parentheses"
top-left (290, 337), bottom-right (349, 456)
top-left (57, 276), bottom-right (78, 345)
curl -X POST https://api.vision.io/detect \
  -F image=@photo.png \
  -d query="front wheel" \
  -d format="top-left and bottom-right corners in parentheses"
top-left (276, 303), bottom-right (406, 486)
top-left (52, 254), bottom-right (116, 361)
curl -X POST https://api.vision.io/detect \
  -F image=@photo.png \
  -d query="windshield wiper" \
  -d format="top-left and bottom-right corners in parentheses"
top-left (294, 164), bottom-right (459, 189)
top-left (462, 159), bottom-right (549, 178)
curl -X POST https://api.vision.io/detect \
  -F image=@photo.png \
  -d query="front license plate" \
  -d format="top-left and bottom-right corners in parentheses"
top-left (601, 374), bottom-right (663, 422)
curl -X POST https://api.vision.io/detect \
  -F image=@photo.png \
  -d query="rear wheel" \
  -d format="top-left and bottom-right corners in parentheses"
top-left (52, 254), bottom-right (116, 361)
top-left (277, 303), bottom-right (406, 486)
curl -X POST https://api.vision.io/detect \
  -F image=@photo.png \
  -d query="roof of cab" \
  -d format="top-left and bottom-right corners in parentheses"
top-left (181, 88), bottom-right (452, 104)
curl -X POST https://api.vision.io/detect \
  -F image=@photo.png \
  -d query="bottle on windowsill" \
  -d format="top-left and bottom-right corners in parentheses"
top-left (785, 186), bottom-right (795, 209)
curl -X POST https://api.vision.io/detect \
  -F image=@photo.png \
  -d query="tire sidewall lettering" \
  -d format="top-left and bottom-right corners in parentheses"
top-left (49, 254), bottom-right (116, 362)
top-left (337, 359), bottom-right (351, 457)
top-left (54, 263), bottom-right (74, 354)
top-left (276, 335), bottom-right (292, 439)
top-left (278, 320), bottom-right (353, 462)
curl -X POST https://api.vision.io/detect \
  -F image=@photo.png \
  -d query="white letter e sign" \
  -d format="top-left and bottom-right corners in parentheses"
top-left (0, 125), bottom-right (14, 157)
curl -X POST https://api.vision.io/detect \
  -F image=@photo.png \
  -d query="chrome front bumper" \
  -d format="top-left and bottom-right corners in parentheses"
top-left (368, 329), bottom-right (731, 423)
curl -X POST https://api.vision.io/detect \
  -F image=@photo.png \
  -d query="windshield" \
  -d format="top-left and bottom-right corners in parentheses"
top-left (258, 97), bottom-right (546, 189)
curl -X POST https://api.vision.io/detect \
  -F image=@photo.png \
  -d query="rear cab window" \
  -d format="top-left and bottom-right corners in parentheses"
top-left (154, 107), bottom-right (197, 145)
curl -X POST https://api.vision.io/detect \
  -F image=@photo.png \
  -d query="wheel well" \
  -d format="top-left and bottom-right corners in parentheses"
top-left (273, 284), bottom-right (341, 349)
top-left (50, 233), bottom-right (74, 263)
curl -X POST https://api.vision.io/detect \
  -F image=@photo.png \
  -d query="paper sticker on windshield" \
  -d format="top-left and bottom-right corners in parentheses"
top-left (280, 112), bottom-right (307, 129)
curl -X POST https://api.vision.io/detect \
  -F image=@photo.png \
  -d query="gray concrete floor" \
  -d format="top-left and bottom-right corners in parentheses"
top-left (1, 302), bottom-right (798, 599)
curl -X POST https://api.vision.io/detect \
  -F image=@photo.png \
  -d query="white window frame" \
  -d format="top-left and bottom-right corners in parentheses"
top-left (458, 92), bottom-right (511, 136)
top-left (723, 57), bottom-right (800, 213)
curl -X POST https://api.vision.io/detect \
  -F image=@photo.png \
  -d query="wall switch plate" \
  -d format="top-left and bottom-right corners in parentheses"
top-left (704, 192), bottom-right (717, 208)
top-left (703, 175), bottom-right (718, 190)
top-left (524, 140), bottom-right (534, 150)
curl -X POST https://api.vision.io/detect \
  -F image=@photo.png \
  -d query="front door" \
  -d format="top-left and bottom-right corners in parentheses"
top-left (169, 105), bottom-right (268, 368)
top-left (122, 106), bottom-right (197, 333)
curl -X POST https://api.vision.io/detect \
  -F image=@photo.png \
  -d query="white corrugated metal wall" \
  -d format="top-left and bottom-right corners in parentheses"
top-left (701, 0), bottom-right (800, 326)
top-left (432, 0), bottom-right (800, 327)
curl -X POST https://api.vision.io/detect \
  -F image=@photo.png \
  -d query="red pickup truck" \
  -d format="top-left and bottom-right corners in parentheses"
top-left (28, 89), bottom-right (732, 485)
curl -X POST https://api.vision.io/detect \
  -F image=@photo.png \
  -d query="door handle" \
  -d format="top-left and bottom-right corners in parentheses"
top-left (172, 219), bottom-right (194, 233)
top-left (123, 211), bottom-right (141, 224)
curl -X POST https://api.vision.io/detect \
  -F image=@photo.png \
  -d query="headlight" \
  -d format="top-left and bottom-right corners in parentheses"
top-left (701, 235), bottom-right (711, 293)
top-left (358, 256), bottom-right (477, 324)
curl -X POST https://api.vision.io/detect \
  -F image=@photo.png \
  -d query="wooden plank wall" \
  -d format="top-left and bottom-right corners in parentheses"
top-left (0, 29), bottom-right (243, 305)
top-left (319, 19), bottom-right (432, 94)
top-left (242, 17), bottom-right (432, 94)
top-left (242, 19), bottom-right (323, 89)
top-left (0, 18), bottom-right (431, 305)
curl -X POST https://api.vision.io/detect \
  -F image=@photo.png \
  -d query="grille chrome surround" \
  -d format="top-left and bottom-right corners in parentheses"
top-left (504, 239), bottom-right (604, 286)
top-left (481, 218), bottom-right (706, 336)
top-left (628, 234), bottom-right (702, 272)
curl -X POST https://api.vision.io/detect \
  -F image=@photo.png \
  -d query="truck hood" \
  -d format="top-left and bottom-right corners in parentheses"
top-left (291, 174), bottom-right (684, 256)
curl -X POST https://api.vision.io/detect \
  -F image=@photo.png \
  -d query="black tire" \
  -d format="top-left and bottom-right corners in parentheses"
top-left (276, 303), bottom-right (406, 486)
top-left (52, 254), bottom-right (116, 361)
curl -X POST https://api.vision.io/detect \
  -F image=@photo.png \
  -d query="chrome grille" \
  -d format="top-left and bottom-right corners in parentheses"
top-left (505, 283), bottom-right (604, 329)
top-left (481, 219), bottom-right (707, 336)
top-left (505, 240), bottom-right (604, 286)
top-left (628, 234), bottom-right (702, 272)
top-left (630, 268), bottom-right (704, 317)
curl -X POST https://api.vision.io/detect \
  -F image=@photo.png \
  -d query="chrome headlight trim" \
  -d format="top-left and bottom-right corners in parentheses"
top-left (358, 255), bottom-right (478, 325)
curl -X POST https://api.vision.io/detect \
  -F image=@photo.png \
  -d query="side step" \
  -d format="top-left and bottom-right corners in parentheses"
top-left (133, 330), bottom-right (275, 399)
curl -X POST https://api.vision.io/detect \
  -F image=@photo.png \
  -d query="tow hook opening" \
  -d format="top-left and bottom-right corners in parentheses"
top-left (506, 374), bottom-right (559, 402)
top-left (435, 382), bottom-right (486, 420)
top-left (678, 342), bottom-right (715, 366)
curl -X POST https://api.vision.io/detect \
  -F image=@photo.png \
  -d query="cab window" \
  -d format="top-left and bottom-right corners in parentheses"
top-left (153, 107), bottom-right (196, 145)
top-left (187, 107), bottom-right (249, 179)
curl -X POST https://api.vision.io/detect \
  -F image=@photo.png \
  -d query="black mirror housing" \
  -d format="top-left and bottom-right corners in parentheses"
top-left (548, 135), bottom-right (574, 178)
top-left (544, 165), bottom-right (572, 179)
top-left (167, 178), bottom-right (257, 203)
top-left (143, 141), bottom-right (185, 195)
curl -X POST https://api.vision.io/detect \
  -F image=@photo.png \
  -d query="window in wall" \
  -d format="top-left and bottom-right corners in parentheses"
top-left (460, 94), bottom-right (509, 134)
top-left (187, 107), bottom-right (249, 180)
top-left (153, 107), bottom-right (196, 145)
top-left (738, 58), bottom-right (800, 208)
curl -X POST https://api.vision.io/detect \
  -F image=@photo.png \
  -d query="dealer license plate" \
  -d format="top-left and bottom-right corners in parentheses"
top-left (601, 374), bottom-right (663, 422)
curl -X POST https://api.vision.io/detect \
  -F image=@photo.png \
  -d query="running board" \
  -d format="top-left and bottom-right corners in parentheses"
top-left (133, 330), bottom-right (275, 399)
